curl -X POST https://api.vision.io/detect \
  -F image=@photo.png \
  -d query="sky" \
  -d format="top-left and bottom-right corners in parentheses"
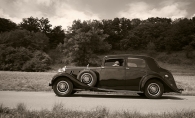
top-left (0, 0), bottom-right (195, 29)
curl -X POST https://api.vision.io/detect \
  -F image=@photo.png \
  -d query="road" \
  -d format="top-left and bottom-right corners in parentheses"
top-left (0, 91), bottom-right (195, 114)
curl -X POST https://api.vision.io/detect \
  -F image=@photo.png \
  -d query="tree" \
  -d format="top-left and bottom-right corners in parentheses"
top-left (19, 17), bottom-right (52, 33)
top-left (0, 18), bottom-right (17, 33)
top-left (58, 20), bottom-right (111, 66)
top-left (164, 18), bottom-right (194, 51)
top-left (19, 17), bottom-right (40, 32)
top-left (120, 31), bottom-right (142, 50)
top-left (22, 51), bottom-right (52, 72)
top-left (131, 18), bottom-right (141, 28)
top-left (38, 17), bottom-right (52, 33)
top-left (0, 29), bottom-right (49, 51)
top-left (144, 17), bottom-right (171, 24)
top-left (120, 17), bottom-right (173, 51)
top-left (19, 17), bottom-right (65, 49)
top-left (102, 18), bottom-right (131, 50)
top-left (183, 34), bottom-right (195, 58)
top-left (47, 26), bottom-right (65, 49)
top-left (0, 46), bottom-right (32, 71)
top-left (119, 18), bottom-right (132, 37)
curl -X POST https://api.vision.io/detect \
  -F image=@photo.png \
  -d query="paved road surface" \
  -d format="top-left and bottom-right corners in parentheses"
top-left (0, 91), bottom-right (195, 114)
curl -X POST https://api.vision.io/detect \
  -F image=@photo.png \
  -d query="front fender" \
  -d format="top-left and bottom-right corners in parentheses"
top-left (140, 74), bottom-right (180, 93)
top-left (49, 72), bottom-right (92, 90)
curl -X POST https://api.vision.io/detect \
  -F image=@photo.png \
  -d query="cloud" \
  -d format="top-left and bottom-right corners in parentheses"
top-left (49, 1), bottom-right (100, 29)
top-left (0, 8), bottom-right (21, 23)
top-left (0, 0), bottom-right (100, 29)
top-left (35, 0), bottom-right (53, 6)
top-left (118, 1), bottom-right (188, 20)
top-left (1, 0), bottom-right (193, 29)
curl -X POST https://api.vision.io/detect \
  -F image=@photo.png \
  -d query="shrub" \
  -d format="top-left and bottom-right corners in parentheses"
top-left (156, 53), bottom-right (170, 63)
top-left (183, 45), bottom-right (194, 59)
top-left (0, 46), bottom-right (32, 71)
top-left (167, 57), bottom-right (181, 64)
top-left (22, 51), bottom-right (52, 72)
top-left (0, 46), bottom-right (52, 71)
top-left (0, 29), bottom-right (49, 51)
top-left (146, 42), bottom-right (157, 57)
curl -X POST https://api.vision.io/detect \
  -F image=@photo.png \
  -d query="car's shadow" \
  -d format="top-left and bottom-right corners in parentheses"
top-left (70, 93), bottom-right (185, 100)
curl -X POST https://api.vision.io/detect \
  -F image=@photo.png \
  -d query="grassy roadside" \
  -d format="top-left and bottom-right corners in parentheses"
top-left (0, 71), bottom-right (55, 91)
top-left (0, 71), bottom-right (194, 95)
top-left (1, 103), bottom-right (195, 118)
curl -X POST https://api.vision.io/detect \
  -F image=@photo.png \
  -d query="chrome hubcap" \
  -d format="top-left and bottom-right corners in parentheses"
top-left (57, 81), bottom-right (69, 94)
top-left (147, 83), bottom-right (160, 96)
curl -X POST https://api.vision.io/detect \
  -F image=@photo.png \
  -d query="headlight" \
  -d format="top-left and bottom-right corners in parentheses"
top-left (62, 66), bottom-right (66, 71)
top-left (58, 66), bottom-right (66, 72)
top-left (58, 68), bottom-right (63, 72)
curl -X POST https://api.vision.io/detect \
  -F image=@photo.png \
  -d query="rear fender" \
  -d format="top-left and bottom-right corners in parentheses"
top-left (140, 74), bottom-right (180, 93)
top-left (50, 72), bottom-right (92, 90)
top-left (140, 74), bottom-right (165, 91)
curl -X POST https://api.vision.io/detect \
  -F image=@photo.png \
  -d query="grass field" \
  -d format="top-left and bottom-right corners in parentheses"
top-left (0, 71), bottom-right (194, 95)
top-left (1, 103), bottom-right (195, 118)
top-left (0, 71), bottom-right (55, 91)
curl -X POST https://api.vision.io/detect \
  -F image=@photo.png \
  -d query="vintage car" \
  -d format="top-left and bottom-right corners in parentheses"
top-left (49, 54), bottom-right (183, 99)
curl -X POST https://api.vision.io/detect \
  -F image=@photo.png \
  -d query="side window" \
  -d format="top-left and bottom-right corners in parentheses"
top-left (127, 58), bottom-right (146, 68)
top-left (104, 58), bottom-right (124, 67)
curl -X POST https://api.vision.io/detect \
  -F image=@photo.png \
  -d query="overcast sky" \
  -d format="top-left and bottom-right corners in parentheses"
top-left (0, 0), bottom-right (195, 29)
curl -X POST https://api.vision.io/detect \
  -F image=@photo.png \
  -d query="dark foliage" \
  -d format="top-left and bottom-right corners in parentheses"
top-left (0, 29), bottom-right (52, 71)
top-left (19, 17), bottom-right (65, 49)
top-left (0, 46), bottom-right (32, 71)
top-left (0, 46), bottom-right (52, 71)
top-left (0, 29), bottom-right (49, 51)
top-left (22, 51), bottom-right (52, 72)
top-left (0, 18), bottom-right (17, 32)
top-left (47, 26), bottom-right (65, 49)
top-left (0, 16), bottom-right (195, 69)
top-left (57, 20), bottom-right (111, 66)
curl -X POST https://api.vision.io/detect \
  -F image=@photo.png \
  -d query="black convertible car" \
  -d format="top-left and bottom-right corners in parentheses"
top-left (49, 54), bottom-right (183, 99)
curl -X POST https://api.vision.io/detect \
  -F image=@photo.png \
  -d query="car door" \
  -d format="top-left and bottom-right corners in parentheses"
top-left (98, 58), bottom-right (126, 90)
top-left (125, 57), bottom-right (147, 90)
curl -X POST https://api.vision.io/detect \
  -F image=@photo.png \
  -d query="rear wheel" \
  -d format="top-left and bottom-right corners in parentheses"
top-left (53, 78), bottom-right (73, 97)
top-left (144, 80), bottom-right (164, 99)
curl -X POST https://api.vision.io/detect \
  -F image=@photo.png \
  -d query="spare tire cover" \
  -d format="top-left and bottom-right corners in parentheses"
top-left (77, 69), bottom-right (97, 87)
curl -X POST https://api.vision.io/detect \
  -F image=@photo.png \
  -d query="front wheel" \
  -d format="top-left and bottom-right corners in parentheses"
top-left (144, 80), bottom-right (164, 99)
top-left (53, 78), bottom-right (73, 97)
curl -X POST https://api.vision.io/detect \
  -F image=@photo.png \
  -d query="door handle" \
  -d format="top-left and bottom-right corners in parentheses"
top-left (126, 67), bottom-right (129, 69)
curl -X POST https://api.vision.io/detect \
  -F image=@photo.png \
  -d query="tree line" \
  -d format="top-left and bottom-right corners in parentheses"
top-left (0, 17), bottom-right (65, 71)
top-left (0, 17), bottom-right (195, 71)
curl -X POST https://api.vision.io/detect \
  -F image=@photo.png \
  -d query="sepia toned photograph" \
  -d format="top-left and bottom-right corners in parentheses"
top-left (0, 0), bottom-right (195, 117)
